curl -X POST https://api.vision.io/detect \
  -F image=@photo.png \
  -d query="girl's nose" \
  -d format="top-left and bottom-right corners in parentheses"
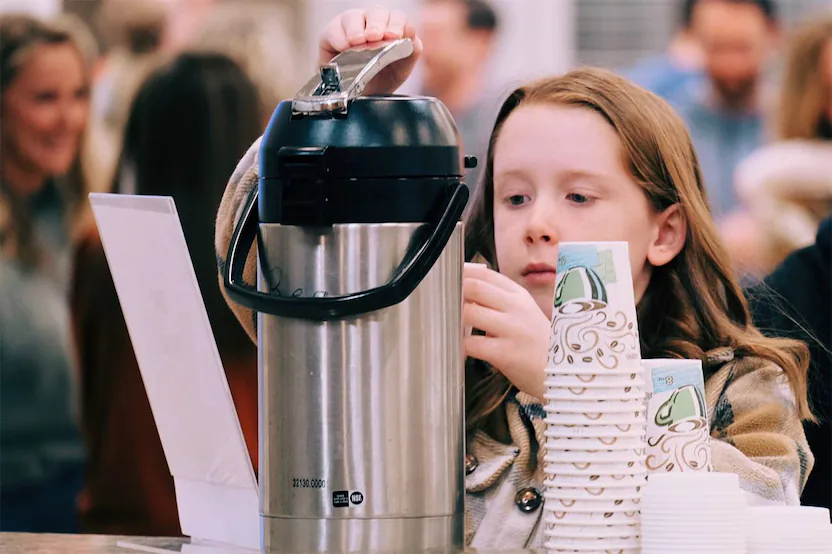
top-left (524, 205), bottom-right (557, 246)
top-left (525, 229), bottom-right (553, 245)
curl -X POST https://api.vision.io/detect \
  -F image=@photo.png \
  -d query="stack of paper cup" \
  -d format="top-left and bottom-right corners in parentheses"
top-left (746, 506), bottom-right (832, 553)
top-left (543, 242), bottom-right (646, 554)
top-left (641, 473), bottom-right (747, 554)
top-left (642, 359), bottom-right (713, 474)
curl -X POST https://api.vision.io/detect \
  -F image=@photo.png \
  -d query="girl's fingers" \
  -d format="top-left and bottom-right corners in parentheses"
top-left (411, 34), bottom-right (424, 55)
top-left (463, 277), bottom-right (511, 312)
top-left (385, 10), bottom-right (408, 39)
top-left (320, 18), bottom-right (350, 63)
top-left (464, 333), bottom-right (504, 367)
top-left (463, 301), bottom-right (511, 338)
top-left (464, 263), bottom-right (522, 293)
top-left (341, 8), bottom-right (369, 46)
top-left (364, 5), bottom-right (392, 42)
top-left (403, 21), bottom-right (418, 39)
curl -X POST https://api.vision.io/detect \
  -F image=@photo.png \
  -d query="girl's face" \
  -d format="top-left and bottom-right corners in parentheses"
top-left (492, 104), bottom-right (672, 319)
top-left (1, 43), bottom-right (88, 193)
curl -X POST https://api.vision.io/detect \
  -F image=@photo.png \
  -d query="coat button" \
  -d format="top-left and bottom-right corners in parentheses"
top-left (515, 487), bottom-right (542, 513)
top-left (465, 454), bottom-right (479, 475)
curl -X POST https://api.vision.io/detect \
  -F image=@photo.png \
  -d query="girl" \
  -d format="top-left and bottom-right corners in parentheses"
top-left (0, 14), bottom-right (90, 532)
top-left (214, 6), bottom-right (813, 549)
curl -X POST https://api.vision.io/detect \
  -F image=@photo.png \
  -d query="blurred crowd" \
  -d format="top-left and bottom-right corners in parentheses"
top-left (0, 0), bottom-right (830, 538)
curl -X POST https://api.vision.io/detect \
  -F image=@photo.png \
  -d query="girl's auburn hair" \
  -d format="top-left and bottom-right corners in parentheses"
top-left (464, 67), bottom-right (812, 435)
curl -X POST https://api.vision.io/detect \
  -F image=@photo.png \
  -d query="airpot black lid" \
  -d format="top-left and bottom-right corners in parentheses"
top-left (259, 94), bottom-right (464, 181)
top-left (257, 34), bottom-right (481, 225)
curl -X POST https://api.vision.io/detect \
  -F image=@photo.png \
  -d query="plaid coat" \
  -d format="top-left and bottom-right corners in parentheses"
top-left (215, 138), bottom-right (814, 550)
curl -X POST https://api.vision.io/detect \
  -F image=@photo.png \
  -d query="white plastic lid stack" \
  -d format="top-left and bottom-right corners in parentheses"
top-left (640, 472), bottom-right (748, 554)
top-left (746, 506), bottom-right (832, 553)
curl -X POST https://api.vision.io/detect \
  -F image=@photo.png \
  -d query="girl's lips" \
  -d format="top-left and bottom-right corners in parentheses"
top-left (522, 262), bottom-right (557, 276)
top-left (522, 270), bottom-right (557, 286)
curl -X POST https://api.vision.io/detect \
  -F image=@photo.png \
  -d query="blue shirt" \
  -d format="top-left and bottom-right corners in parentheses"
top-left (621, 53), bottom-right (702, 101)
top-left (668, 78), bottom-right (766, 221)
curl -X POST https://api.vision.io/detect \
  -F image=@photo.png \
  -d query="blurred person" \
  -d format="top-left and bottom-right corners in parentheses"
top-left (160, 0), bottom-right (216, 54)
top-left (0, 13), bottom-right (91, 533)
top-left (739, 22), bottom-right (832, 499)
top-left (622, 0), bottom-right (705, 100)
top-left (86, 0), bottom-right (167, 193)
top-left (70, 51), bottom-right (261, 536)
top-left (418, 0), bottom-right (501, 191)
top-left (747, 217), bottom-right (832, 511)
top-left (733, 16), bottom-right (832, 274)
top-left (670, 0), bottom-right (781, 224)
top-left (190, 2), bottom-right (302, 126)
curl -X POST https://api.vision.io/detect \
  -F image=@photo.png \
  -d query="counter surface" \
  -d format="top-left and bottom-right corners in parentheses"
top-left (0, 533), bottom-right (533, 554)
top-left (0, 533), bottom-right (254, 554)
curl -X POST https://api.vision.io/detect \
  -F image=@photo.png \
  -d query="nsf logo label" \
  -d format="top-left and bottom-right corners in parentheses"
top-left (332, 490), bottom-right (364, 508)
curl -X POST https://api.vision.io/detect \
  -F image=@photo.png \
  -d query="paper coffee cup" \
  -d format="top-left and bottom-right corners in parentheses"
top-left (545, 484), bottom-right (643, 501)
top-left (549, 398), bottom-right (645, 413)
top-left (545, 473), bottom-right (646, 488)
top-left (544, 386), bottom-right (645, 402)
top-left (545, 509), bottom-right (640, 526)
top-left (545, 373), bottom-right (646, 388)
top-left (545, 409), bottom-right (646, 425)
top-left (545, 460), bottom-right (646, 477)
top-left (545, 423), bottom-right (647, 438)
top-left (546, 539), bottom-right (642, 554)
top-left (545, 435), bottom-right (646, 450)
top-left (544, 448), bottom-right (645, 464)
top-left (551, 243), bottom-right (642, 370)
top-left (543, 494), bottom-right (642, 512)
top-left (546, 366), bottom-right (644, 377)
top-left (544, 536), bottom-right (641, 551)
top-left (544, 522), bottom-right (640, 538)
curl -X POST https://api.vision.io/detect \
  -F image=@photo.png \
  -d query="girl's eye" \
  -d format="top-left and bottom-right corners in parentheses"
top-left (567, 193), bottom-right (591, 204)
top-left (507, 194), bottom-right (528, 206)
top-left (34, 91), bottom-right (58, 103)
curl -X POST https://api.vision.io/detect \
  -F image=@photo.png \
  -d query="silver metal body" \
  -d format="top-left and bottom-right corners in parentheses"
top-left (257, 222), bottom-right (465, 554)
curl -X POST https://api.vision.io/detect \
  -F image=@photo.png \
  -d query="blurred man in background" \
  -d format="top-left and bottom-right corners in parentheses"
top-left (670, 0), bottom-right (781, 225)
top-left (419, 0), bottom-right (500, 192)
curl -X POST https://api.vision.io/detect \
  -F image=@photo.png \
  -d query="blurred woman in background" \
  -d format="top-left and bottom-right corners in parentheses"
top-left (70, 51), bottom-right (262, 536)
top-left (733, 16), bottom-right (832, 272)
top-left (0, 14), bottom-right (91, 533)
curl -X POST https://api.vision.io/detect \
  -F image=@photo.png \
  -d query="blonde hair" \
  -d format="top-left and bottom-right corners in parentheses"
top-left (0, 13), bottom-right (90, 268)
top-left (190, 4), bottom-right (302, 117)
top-left (777, 16), bottom-right (832, 140)
top-left (464, 67), bottom-right (812, 434)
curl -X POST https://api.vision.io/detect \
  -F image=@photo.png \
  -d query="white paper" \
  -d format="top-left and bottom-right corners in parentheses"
top-left (90, 194), bottom-right (259, 550)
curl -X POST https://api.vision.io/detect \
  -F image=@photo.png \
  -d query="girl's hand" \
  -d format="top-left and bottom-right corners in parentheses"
top-left (319, 6), bottom-right (423, 96)
top-left (463, 263), bottom-right (550, 400)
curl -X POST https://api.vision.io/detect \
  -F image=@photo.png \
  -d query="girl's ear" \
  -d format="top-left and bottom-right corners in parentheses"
top-left (647, 204), bottom-right (687, 268)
